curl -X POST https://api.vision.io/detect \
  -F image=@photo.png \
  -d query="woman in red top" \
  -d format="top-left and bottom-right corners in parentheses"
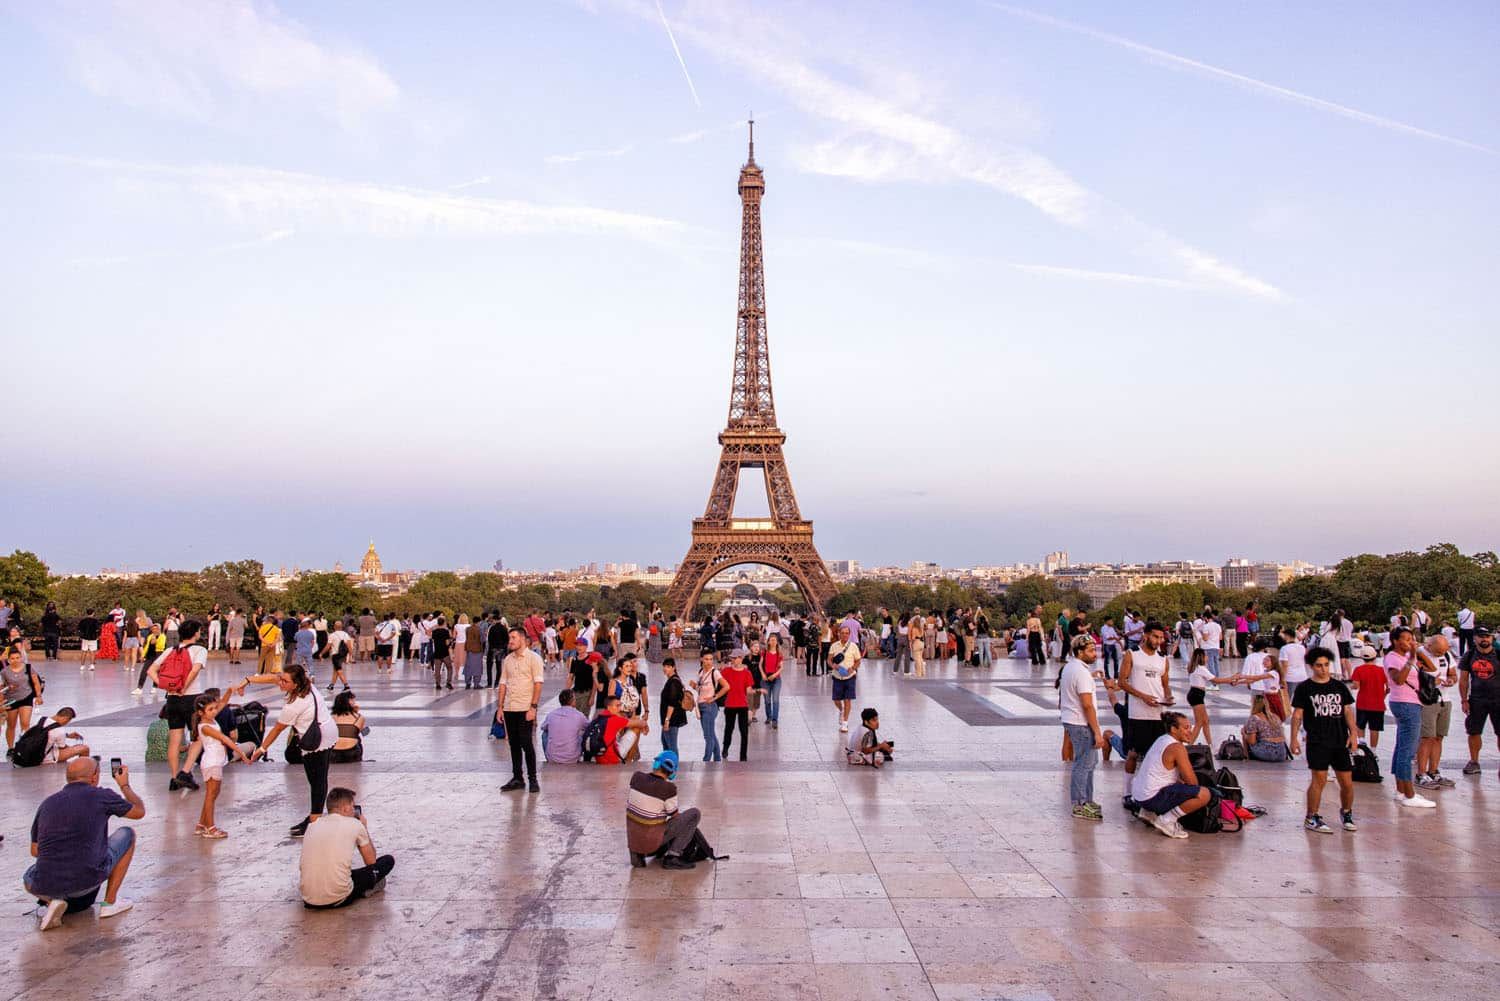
top-left (762, 634), bottom-right (785, 730)
top-left (720, 655), bottom-right (754, 761)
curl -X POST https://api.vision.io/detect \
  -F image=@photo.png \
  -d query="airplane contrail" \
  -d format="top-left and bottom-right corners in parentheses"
top-left (990, 4), bottom-right (1496, 156)
top-left (655, 0), bottom-right (702, 107)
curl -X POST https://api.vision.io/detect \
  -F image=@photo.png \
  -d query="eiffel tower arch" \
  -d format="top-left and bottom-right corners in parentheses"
top-left (667, 123), bottom-right (837, 620)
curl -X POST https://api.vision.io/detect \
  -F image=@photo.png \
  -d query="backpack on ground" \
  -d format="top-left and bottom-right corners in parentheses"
top-left (12, 720), bottom-right (61, 768)
top-left (1186, 743), bottom-right (1214, 774)
top-left (969, 649), bottom-right (981, 668)
top-left (145, 717), bottom-right (170, 762)
top-left (155, 646), bottom-right (194, 694)
top-left (581, 714), bottom-right (610, 762)
top-left (1210, 765), bottom-right (1244, 806)
top-left (1352, 743), bottom-right (1383, 783)
top-left (678, 828), bottom-right (729, 863)
top-left (1179, 788), bottom-right (1244, 834)
top-left (1217, 735), bottom-right (1247, 761)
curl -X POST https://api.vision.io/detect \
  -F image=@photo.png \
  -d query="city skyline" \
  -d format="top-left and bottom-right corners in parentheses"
top-left (4, 2), bottom-right (1497, 571)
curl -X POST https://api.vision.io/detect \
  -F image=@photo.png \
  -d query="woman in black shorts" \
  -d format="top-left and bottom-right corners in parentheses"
top-left (2, 645), bottom-right (42, 754)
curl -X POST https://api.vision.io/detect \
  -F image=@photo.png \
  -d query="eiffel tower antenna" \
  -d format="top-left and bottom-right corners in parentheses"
top-left (667, 126), bottom-right (835, 620)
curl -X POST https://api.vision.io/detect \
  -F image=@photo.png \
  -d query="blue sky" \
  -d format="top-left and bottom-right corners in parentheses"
top-left (3, 1), bottom-right (1496, 574)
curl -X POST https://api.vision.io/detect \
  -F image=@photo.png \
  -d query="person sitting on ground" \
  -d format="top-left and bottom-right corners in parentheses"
top-left (25, 756), bottom-right (146, 930)
top-left (1241, 694), bottom-right (1290, 762)
top-left (540, 689), bottom-right (589, 764)
top-left (1128, 710), bottom-right (1212, 839)
top-left (330, 690), bottom-right (368, 764)
top-left (11, 707), bottom-right (91, 767)
top-left (626, 750), bottom-right (704, 870)
top-left (299, 787), bottom-right (395, 909)
top-left (594, 696), bottom-right (650, 765)
top-left (846, 707), bottom-right (895, 767)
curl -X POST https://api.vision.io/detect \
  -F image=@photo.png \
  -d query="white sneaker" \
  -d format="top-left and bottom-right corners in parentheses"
top-left (98, 898), bottom-right (134, 919)
top-left (839, 721), bottom-right (849, 732)
top-left (38, 899), bottom-right (67, 931)
top-left (1397, 794), bottom-right (1436, 809)
top-left (87, 665), bottom-right (95, 671)
top-left (131, 688), bottom-right (143, 696)
top-left (1151, 813), bottom-right (1189, 839)
top-left (80, 665), bottom-right (87, 671)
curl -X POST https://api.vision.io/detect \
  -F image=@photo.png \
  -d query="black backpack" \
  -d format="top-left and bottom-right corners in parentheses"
top-left (1352, 743), bottom-right (1383, 783)
top-left (581, 715), bottom-right (610, 762)
top-left (678, 828), bottom-right (729, 863)
top-left (1217, 735), bottom-right (1248, 761)
top-left (12, 720), bottom-right (61, 768)
top-left (1179, 621), bottom-right (1194, 639)
top-left (1211, 765), bottom-right (1244, 806)
top-left (1179, 787), bottom-right (1244, 834)
top-left (1186, 743), bottom-right (1214, 774)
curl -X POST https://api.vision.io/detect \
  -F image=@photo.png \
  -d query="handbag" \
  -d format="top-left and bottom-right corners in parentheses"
top-left (1416, 664), bottom-right (1441, 706)
top-left (680, 689), bottom-right (696, 712)
top-left (489, 707), bottom-right (506, 741)
top-left (296, 692), bottom-right (324, 751)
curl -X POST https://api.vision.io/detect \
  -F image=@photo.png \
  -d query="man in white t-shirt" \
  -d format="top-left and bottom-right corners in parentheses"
top-left (299, 787), bottom-right (395, 908)
top-left (1279, 631), bottom-right (1309, 705)
top-left (1197, 617), bottom-right (1223, 677)
top-left (1458, 606), bottom-right (1476, 657)
top-left (1059, 634), bottom-right (1108, 821)
top-left (146, 620), bottom-right (208, 793)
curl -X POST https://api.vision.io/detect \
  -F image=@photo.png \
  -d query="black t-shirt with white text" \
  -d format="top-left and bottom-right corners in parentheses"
top-left (1292, 678), bottom-right (1353, 747)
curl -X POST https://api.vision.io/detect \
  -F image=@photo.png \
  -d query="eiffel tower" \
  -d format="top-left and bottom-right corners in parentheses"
top-left (666, 122), bottom-right (836, 620)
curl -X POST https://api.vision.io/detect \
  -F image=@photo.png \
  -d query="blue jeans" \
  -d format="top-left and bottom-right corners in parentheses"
top-left (699, 702), bottom-right (722, 761)
top-left (419, 641), bottom-right (432, 665)
top-left (1390, 701), bottom-right (1421, 783)
top-left (978, 637), bottom-right (992, 667)
top-left (764, 677), bottom-right (782, 722)
top-left (1063, 723), bottom-right (1097, 805)
top-left (1205, 648), bottom-right (1220, 675)
top-left (1100, 645), bottom-right (1119, 677)
top-left (661, 724), bottom-right (680, 754)
top-left (25, 827), bottom-right (135, 910)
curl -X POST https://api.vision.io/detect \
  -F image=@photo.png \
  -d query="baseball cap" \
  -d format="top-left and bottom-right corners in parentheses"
top-left (652, 749), bottom-right (679, 776)
top-left (585, 651), bottom-right (605, 665)
top-left (1477, 626), bottom-right (1493, 638)
top-left (1359, 646), bottom-right (1378, 661)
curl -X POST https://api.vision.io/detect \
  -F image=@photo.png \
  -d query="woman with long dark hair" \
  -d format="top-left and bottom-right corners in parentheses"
top-left (245, 663), bottom-right (337, 837)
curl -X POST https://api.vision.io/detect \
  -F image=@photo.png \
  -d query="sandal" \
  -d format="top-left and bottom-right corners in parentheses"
top-left (193, 824), bottom-right (208, 836)
top-left (201, 826), bottom-right (228, 840)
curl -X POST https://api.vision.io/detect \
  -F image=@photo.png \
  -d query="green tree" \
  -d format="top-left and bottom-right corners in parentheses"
top-left (0, 550), bottom-right (51, 623)
top-left (200, 560), bottom-right (270, 612)
top-left (286, 573), bottom-right (366, 615)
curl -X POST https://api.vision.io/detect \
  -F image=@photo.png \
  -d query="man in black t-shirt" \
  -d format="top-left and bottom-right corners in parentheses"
top-left (1459, 627), bottom-right (1500, 775)
top-left (1290, 646), bottom-right (1359, 834)
top-left (429, 617), bottom-right (454, 691)
top-left (570, 651), bottom-right (598, 716)
top-left (617, 613), bottom-right (640, 659)
top-left (77, 610), bottom-right (101, 670)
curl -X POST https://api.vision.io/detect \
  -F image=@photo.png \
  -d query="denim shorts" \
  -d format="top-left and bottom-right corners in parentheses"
top-left (1136, 783), bottom-right (1200, 815)
top-left (831, 677), bottom-right (857, 701)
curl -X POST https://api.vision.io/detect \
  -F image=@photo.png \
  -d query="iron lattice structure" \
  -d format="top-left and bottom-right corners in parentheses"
top-left (666, 124), bottom-right (836, 619)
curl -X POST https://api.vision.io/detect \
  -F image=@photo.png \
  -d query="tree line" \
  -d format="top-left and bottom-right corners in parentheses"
top-left (2, 542), bottom-right (1494, 639)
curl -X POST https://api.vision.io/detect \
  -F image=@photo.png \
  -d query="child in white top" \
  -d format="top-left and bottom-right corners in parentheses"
top-left (193, 693), bottom-right (251, 840)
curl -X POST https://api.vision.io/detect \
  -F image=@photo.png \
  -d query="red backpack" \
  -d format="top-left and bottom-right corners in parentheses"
top-left (156, 646), bottom-right (195, 694)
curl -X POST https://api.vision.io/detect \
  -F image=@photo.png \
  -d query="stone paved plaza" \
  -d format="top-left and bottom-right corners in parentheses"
top-left (5, 649), bottom-right (1500, 1001)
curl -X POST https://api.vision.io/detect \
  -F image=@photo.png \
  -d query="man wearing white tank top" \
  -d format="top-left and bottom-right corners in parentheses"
top-left (1129, 711), bottom-right (1211, 839)
top-left (1118, 621), bottom-right (1174, 772)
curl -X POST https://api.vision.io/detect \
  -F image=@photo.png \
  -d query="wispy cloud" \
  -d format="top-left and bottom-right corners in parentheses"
top-left (818, 238), bottom-right (1201, 290)
top-left (28, 0), bottom-right (400, 131)
top-left (653, 0), bottom-right (702, 107)
top-left (989, 3), bottom-right (1496, 156)
top-left (589, 1), bottom-right (1281, 300)
top-left (68, 227), bottom-right (296, 267)
top-left (669, 118), bottom-right (754, 144)
top-left (543, 145), bottom-right (634, 165)
top-left (37, 155), bottom-right (690, 242)
top-left (448, 176), bottom-right (492, 191)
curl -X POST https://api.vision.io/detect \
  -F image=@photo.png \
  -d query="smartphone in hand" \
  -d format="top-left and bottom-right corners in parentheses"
top-left (110, 757), bottom-right (123, 778)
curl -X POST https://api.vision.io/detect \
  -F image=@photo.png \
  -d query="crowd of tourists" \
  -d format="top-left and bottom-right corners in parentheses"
top-left (7, 591), bottom-right (1493, 932)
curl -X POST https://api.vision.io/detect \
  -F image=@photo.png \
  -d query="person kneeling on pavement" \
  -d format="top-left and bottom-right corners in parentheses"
top-left (846, 708), bottom-right (895, 767)
top-left (627, 750), bottom-right (705, 870)
top-left (26, 756), bottom-right (146, 930)
top-left (11, 707), bottom-right (92, 767)
top-left (299, 787), bottom-right (395, 909)
top-left (1128, 711), bottom-right (1212, 839)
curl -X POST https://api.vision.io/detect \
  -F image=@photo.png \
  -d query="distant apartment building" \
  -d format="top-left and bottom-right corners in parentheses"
top-left (826, 560), bottom-right (861, 578)
top-left (1218, 559), bottom-right (1291, 591)
top-left (1058, 561), bottom-right (1217, 608)
top-left (1041, 550), bottom-right (1069, 574)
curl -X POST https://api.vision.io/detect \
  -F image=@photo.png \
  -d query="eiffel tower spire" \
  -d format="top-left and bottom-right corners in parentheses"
top-left (729, 116), bottom-right (773, 429)
top-left (667, 127), bottom-right (835, 619)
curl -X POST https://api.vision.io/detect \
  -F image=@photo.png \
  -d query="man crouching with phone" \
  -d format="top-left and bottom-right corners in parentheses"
top-left (300, 787), bottom-right (395, 908)
top-left (26, 756), bottom-right (146, 930)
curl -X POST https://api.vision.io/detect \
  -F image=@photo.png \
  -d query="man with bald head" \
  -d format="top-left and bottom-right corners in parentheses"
top-left (25, 755), bottom-right (146, 931)
top-left (1415, 634), bottom-right (1458, 790)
